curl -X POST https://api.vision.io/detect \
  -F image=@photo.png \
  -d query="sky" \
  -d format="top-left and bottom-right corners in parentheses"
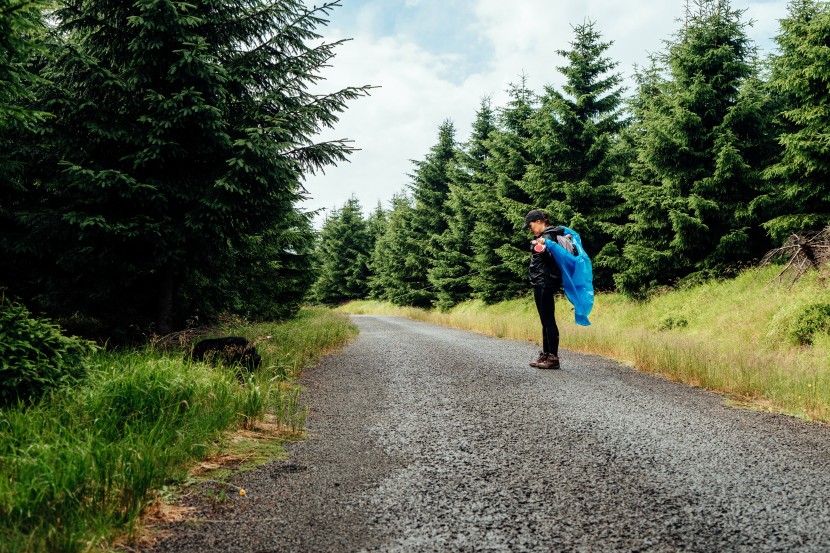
top-left (300, 0), bottom-right (791, 226)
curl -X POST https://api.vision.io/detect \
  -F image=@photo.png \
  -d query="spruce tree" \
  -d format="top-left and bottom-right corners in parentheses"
top-left (479, 78), bottom-right (537, 301)
top-left (1, 1), bottom-right (368, 333)
top-left (368, 193), bottom-right (425, 305)
top-left (366, 201), bottom-right (388, 253)
top-left (454, 98), bottom-right (512, 302)
top-left (214, 208), bottom-right (314, 321)
top-left (763, 0), bottom-right (830, 242)
top-left (406, 120), bottom-right (456, 306)
top-left (429, 99), bottom-right (496, 310)
top-left (311, 197), bottom-right (372, 305)
top-left (0, 1), bottom-right (49, 288)
top-left (613, 0), bottom-right (773, 295)
top-left (522, 19), bottom-right (626, 288)
top-left (0, 0), bottom-right (48, 126)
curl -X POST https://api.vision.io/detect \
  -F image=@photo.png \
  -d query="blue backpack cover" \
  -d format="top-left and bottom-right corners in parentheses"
top-left (546, 227), bottom-right (594, 326)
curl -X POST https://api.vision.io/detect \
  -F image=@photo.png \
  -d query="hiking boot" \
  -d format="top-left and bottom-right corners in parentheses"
top-left (529, 351), bottom-right (547, 368)
top-left (537, 353), bottom-right (560, 370)
top-left (545, 354), bottom-right (561, 370)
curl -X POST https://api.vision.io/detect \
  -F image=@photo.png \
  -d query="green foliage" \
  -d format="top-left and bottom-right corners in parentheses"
top-left (0, 0), bottom-right (49, 127)
top-left (0, 298), bottom-right (96, 406)
top-left (273, 384), bottom-right (307, 432)
top-left (429, 99), bottom-right (496, 310)
top-left (322, 5), bottom-right (830, 302)
top-left (234, 210), bottom-right (315, 321)
top-left (657, 315), bottom-right (689, 331)
top-left (366, 202), bottom-right (388, 253)
top-left (0, 353), bottom-right (243, 552)
top-left (312, 196), bottom-right (373, 305)
top-left (240, 373), bottom-right (266, 429)
top-left (471, 79), bottom-right (535, 303)
top-left (612, 0), bottom-right (776, 296)
top-left (365, 123), bottom-right (461, 309)
top-left (763, 0), bottom-right (830, 242)
top-left (369, 193), bottom-right (432, 306)
top-left (462, 97), bottom-right (525, 304)
top-left (788, 303), bottom-right (830, 346)
top-left (405, 120), bottom-right (457, 306)
top-left (0, 307), bottom-right (356, 552)
top-left (182, 208), bottom-right (315, 323)
top-left (8, 0), bottom-right (830, 325)
top-left (1, 0), bottom-right (367, 333)
top-left (521, 19), bottom-right (627, 288)
top-left (0, 1), bottom-right (50, 284)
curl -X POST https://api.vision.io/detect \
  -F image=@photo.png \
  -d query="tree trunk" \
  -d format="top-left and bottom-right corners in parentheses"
top-left (156, 265), bottom-right (174, 336)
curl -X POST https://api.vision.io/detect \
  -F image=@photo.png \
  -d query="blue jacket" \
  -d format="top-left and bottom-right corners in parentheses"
top-left (542, 227), bottom-right (594, 326)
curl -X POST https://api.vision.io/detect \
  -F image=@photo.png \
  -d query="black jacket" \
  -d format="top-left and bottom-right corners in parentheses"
top-left (528, 226), bottom-right (564, 287)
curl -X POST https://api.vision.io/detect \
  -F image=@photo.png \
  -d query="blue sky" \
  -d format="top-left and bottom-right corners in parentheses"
top-left (323, 0), bottom-right (492, 82)
top-left (301, 0), bottom-right (790, 226)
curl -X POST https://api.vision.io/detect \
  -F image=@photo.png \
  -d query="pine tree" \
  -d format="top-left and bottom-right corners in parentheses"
top-left (366, 201), bottom-right (388, 253)
top-left (0, 1), bottom-right (50, 288)
top-left (522, 19), bottom-right (627, 288)
top-left (406, 120), bottom-right (456, 306)
top-left (216, 208), bottom-right (314, 321)
top-left (1, 1), bottom-right (369, 333)
top-left (480, 78), bottom-right (537, 302)
top-left (311, 197), bottom-right (372, 305)
top-left (368, 192), bottom-right (425, 305)
top-left (763, 0), bottom-right (830, 242)
top-left (454, 98), bottom-right (505, 301)
top-left (613, 0), bottom-right (773, 295)
top-left (429, 99), bottom-right (496, 310)
top-left (0, 0), bottom-right (48, 126)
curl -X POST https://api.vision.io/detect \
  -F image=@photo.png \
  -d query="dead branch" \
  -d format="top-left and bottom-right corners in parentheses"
top-left (760, 226), bottom-right (830, 287)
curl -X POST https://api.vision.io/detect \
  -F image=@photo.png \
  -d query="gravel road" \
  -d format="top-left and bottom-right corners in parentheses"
top-left (148, 315), bottom-right (830, 552)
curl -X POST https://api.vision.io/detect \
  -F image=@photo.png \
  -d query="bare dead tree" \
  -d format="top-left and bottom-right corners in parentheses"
top-left (760, 226), bottom-right (830, 286)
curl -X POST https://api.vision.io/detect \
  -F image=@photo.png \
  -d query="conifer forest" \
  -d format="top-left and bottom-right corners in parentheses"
top-left (6, 3), bottom-right (830, 550)
top-left (313, 0), bottom-right (830, 310)
top-left (3, 0), bottom-right (830, 331)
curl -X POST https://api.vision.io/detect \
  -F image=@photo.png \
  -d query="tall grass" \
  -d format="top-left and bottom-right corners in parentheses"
top-left (0, 308), bottom-right (357, 552)
top-left (215, 307), bottom-right (359, 381)
top-left (341, 266), bottom-right (830, 423)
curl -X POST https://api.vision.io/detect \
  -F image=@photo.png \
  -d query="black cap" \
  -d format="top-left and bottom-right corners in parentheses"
top-left (522, 209), bottom-right (546, 229)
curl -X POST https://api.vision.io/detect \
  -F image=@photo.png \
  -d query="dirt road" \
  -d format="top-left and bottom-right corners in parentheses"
top-left (149, 316), bottom-right (830, 552)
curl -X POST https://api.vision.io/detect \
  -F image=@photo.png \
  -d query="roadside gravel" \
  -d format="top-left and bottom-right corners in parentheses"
top-left (147, 315), bottom-right (830, 552)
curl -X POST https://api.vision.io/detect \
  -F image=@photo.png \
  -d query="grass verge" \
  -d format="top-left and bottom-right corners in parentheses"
top-left (340, 266), bottom-right (830, 423)
top-left (0, 308), bottom-right (357, 553)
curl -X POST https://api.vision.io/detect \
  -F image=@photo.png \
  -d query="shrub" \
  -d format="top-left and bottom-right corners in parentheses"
top-left (789, 303), bottom-right (830, 346)
top-left (658, 315), bottom-right (688, 331)
top-left (0, 299), bottom-right (97, 405)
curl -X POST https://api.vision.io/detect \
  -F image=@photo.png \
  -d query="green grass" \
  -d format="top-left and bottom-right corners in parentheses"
top-left (0, 308), bottom-right (357, 553)
top-left (340, 266), bottom-right (830, 423)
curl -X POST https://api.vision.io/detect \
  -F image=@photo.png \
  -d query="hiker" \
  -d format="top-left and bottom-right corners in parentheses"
top-left (524, 209), bottom-right (568, 370)
top-left (523, 209), bottom-right (596, 370)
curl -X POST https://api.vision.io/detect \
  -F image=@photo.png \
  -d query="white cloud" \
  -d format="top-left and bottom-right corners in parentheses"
top-left (302, 31), bottom-right (480, 219)
top-left (301, 1), bottom-right (789, 227)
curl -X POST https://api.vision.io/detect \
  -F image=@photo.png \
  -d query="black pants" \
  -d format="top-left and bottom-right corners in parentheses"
top-left (533, 285), bottom-right (559, 356)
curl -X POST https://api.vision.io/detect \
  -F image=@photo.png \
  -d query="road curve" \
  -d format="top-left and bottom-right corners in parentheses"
top-left (148, 315), bottom-right (830, 552)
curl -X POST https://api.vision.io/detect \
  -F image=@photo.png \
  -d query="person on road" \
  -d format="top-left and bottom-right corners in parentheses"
top-left (523, 209), bottom-right (569, 370)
